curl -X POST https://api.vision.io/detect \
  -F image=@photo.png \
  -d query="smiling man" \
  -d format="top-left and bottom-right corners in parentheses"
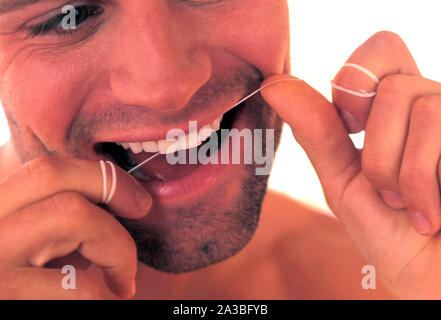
top-left (1, 0), bottom-right (441, 300)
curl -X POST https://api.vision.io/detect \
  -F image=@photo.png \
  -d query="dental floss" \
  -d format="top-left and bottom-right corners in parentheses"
top-left (105, 160), bottom-right (117, 204)
top-left (330, 82), bottom-right (377, 98)
top-left (99, 160), bottom-right (118, 204)
top-left (127, 65), bottom-right (379, 174)
top-left (330, 63), bottom-right (379, 98)
top-left (99, 160), bottom-right (108, 203)
top-left (127, 151), bottom-right (161, 174)
top-left (340, 63), bottom-right (380, 83)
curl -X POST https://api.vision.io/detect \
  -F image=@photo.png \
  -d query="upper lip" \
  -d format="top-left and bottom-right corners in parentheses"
top-left (99, 113), bottom-right (224, 144)
top-left (88, 78), bottom-right (255, 149)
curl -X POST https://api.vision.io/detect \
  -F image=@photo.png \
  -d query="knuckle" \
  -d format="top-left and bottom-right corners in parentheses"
top-left (49, 192), bottom-right (91, 227)
top-left (77, 272), bottom-right (102, 300)
top-left (377, 74), bottom-right (405, 96)
top-left (22, 157), bottom-right (60, 183)
top-left (300, 111), bottom-right (341, 146)
top-left (411, 95), bottom-right (441, 122)
top-left (398, 167), bottom-right (413, 187)
top-left (399, 162), bottom-right (431, 192)
top-left (361, 153), bottom-right (397, 186)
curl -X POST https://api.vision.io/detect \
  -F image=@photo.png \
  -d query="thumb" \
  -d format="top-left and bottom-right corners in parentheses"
top-left (261, 74), bottom-right (361, 212)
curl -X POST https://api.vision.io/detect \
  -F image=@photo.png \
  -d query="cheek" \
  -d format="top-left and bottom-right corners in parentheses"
top-left (0, 48), bottom-right (95, 149)
top-left (199, 0), bottom-right (290, 76)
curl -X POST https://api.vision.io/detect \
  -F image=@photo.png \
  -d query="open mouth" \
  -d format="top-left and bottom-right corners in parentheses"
top-left (95, 101), bottom-right (243, 186)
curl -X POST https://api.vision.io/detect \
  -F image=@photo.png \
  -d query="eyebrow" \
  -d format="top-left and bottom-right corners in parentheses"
top-left (0, 0), bottom-right (50, 15)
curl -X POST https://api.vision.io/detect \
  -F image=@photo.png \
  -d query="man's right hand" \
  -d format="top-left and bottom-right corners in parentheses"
top-left (0, 156), bottom-right (152, 299)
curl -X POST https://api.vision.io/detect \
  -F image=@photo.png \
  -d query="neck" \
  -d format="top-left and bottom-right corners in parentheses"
top-left (132, 262), bottom-right (195, 299)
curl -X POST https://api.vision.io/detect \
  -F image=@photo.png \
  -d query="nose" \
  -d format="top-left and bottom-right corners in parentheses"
top-left (109, 2), bottom-right (212, 113)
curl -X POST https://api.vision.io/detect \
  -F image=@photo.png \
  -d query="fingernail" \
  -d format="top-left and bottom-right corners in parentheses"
top-left (410, 211), bottom-right (431, 235)
top-left (378, 190), bottom-right (406, 209)
top-left (340, 110), bottom-right (363, 133)
top-left (136, 188), bottom-right (152, 212)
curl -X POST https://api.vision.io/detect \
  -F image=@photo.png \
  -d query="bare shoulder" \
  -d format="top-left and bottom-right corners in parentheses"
top-left (256, 190), bottom-right (393, 299)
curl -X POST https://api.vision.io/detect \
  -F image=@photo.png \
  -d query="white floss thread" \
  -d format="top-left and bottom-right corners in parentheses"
top-left (341, 63), bottom-right (380, 83)
top-left (99, 160), bottom-right (107, 203)
top-left (331, 63), bottom-right (379, 98)
top-left (105, 161), bottom-right (117, 204)
top-left (99, 160), bottom-right (117, 204)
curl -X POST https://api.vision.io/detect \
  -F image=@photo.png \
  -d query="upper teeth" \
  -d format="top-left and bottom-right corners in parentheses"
top-left (118, 116), bottom-right (222, 155)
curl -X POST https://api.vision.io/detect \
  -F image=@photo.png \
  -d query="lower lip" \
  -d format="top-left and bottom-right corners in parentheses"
top-left (136, 113), bottom-right (246, 205)
top-left (140, 157), bottom-right (232, 204)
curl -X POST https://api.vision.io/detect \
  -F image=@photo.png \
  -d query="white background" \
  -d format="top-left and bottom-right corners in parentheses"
top-left (0, 0), bottom-right (440, 213)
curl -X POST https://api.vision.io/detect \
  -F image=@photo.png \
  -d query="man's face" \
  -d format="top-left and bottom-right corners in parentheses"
top-left (0, 0), bottom-right (290, 273)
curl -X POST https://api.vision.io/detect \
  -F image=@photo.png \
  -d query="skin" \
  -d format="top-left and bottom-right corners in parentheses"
top-left (0, 0), bottom-right (441, 299)
top-left (0, 0), bottom-right (288, 275)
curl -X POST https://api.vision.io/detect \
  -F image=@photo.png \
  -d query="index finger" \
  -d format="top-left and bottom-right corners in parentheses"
top-left (332, 31), bottom-right (421, 133)
top-left (0, 156), bottom-right (152, 219)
